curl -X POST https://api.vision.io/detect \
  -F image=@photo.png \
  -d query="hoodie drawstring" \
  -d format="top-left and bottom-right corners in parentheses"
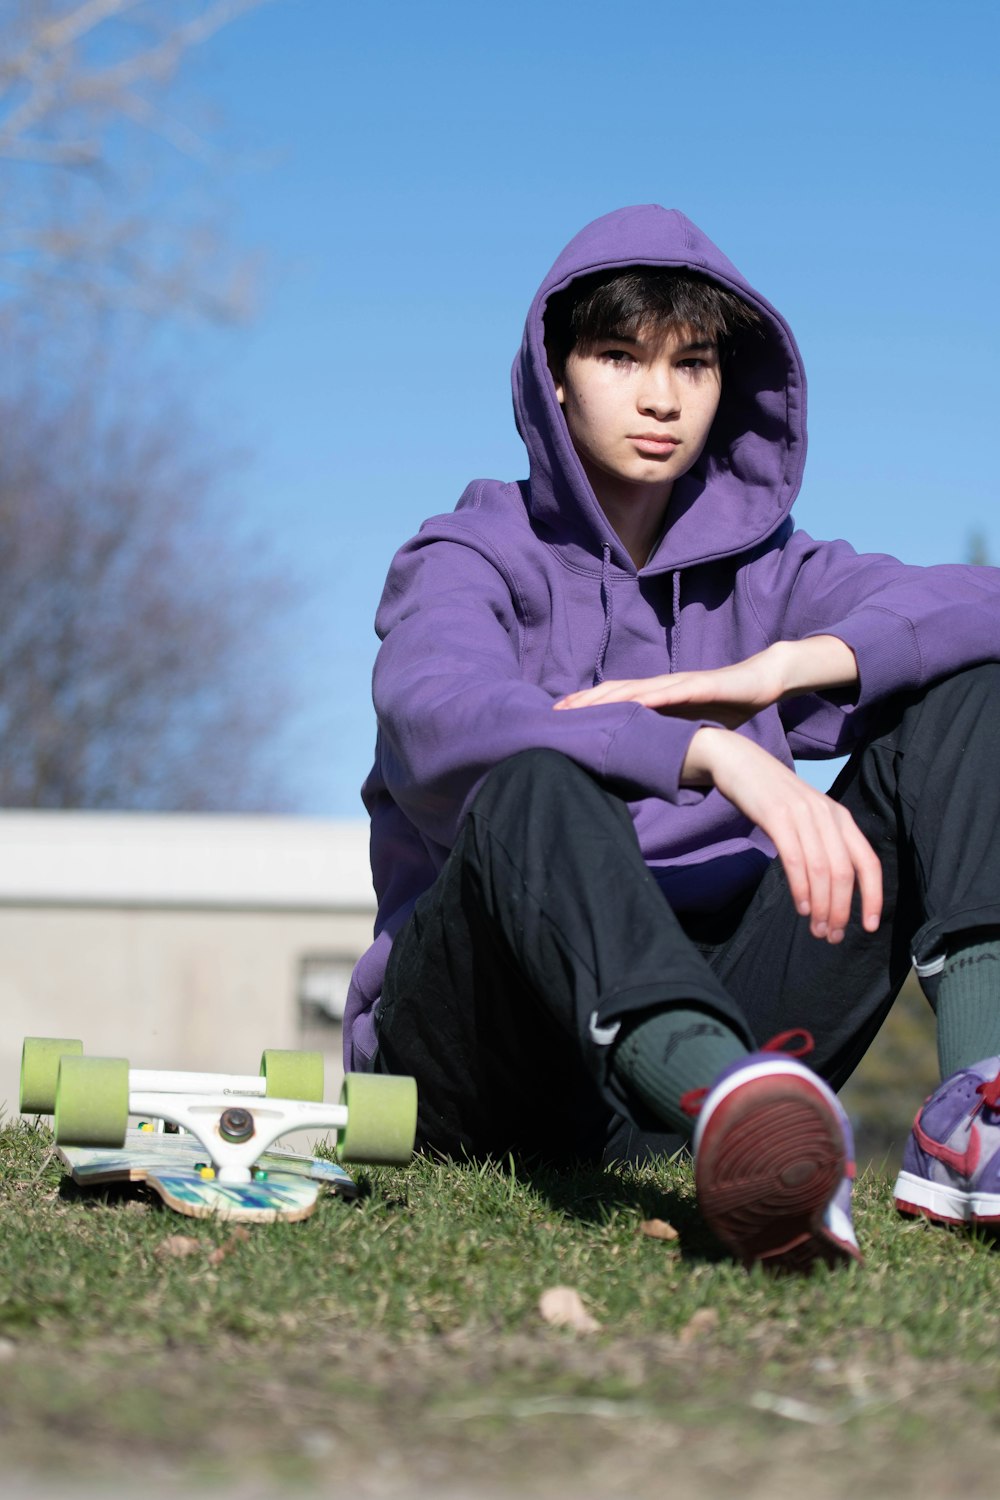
top-left (596, 555), bottom-right (681, 681)
top-left (595, 543), bottom-right (614, 684)
top-left (670, 571), bottom-right (681, 667)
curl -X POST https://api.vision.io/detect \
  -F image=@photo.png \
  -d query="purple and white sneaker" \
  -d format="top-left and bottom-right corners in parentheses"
top-left (894, 1058), bottom-right (1000, 1226)
top-left (690, 1042), bottom-right (862, 1273)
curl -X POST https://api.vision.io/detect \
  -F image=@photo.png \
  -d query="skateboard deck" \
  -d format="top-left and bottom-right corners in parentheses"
top-left (58, 1127), bottom-right (359, 1223)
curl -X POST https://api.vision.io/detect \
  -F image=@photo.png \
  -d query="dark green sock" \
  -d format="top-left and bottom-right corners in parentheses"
top-left (610, 1006), bottom-right (748, 1138)
top-left (936, 930), bottom-right (1000, 1078)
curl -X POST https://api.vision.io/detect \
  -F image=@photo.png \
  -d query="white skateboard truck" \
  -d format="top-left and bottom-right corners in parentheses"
top-left (20, 1038), bottom-right (417, 1183)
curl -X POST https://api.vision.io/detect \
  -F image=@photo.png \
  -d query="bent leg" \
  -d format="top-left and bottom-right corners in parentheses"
top-left (876, 663), bottom-right (1000, 974)
top-left (717, 663), bottom-right (1000, 1090)
top-left (374, 748), bottom-right (752, 1162)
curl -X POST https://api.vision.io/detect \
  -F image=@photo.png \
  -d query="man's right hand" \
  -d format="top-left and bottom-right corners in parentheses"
top-left (682, 727), bottom-right (883, 945)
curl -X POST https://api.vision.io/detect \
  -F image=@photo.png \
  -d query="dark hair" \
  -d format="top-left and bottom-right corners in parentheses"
top-left (543, 267), bottom-right (762, 373)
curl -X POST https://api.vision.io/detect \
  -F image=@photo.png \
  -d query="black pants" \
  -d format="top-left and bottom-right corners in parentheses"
top-left (375, 665), bottom-right (1000, 1164)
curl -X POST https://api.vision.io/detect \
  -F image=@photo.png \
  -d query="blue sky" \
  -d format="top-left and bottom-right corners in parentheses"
top-left (183, 0), bottom-right (999, 813)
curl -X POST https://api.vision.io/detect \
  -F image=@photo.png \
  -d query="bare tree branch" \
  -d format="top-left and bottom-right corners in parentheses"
top-left (0, 0), bottom-right (273, 327)
top-left (0, 381), bottom-right (297, 811)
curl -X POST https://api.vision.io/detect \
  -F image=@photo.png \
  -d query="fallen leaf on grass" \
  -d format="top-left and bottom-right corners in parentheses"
top-left (156, 1234), bottom-right (202, 1260)
top-left (539, 1285), bottom-right (602, 1333)
top-left (678, 1307), bottom-right (719, 1345)
top-left (640, 1218), bottom-right (679, 1242)
top-left (207, 1228), bottom-right (251, 1266)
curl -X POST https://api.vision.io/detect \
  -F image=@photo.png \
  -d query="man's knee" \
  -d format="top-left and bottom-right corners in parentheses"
top-left (474, 748), bottom-right (591, 809)
top-left (919, 663), bottom-right (1000, 725)
top-left (872, 662), bottom-right (1000, 777)
top-left (468, 749), bottom-right (627, 842)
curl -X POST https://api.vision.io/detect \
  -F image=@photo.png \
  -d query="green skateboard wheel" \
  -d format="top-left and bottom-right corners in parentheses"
top-left (54, 1055), bottom-right (129, 1147)
top-left (338, 1073), bottom-right (417, 1165)
top-left (260, 1049), bottom-right (324, 1102)
top-left (20, 1037), bottom-right (84, 1115)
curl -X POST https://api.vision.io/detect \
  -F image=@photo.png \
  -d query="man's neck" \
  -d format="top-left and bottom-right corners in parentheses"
top-left (592, 480), bottom-right (673, 570)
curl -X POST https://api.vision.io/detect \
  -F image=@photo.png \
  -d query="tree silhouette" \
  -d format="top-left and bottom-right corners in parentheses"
top-left (0, 385), bottom-right (293, 809)
top-left (0, 2), bottom-right (307, 812)
top-left (966, 530), bottom-right (991, 567)
top-left (0, 0), bottom-right (268, 332)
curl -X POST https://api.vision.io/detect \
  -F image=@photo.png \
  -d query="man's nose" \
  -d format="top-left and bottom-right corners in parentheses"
top-left (637, 365), bottom-right (680, 418)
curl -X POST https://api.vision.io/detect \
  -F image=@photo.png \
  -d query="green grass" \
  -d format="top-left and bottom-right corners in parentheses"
top-left (3, 1116), bottom-right (1000, 1494)
top-left (2, 1116), bottom-right (994, 1356)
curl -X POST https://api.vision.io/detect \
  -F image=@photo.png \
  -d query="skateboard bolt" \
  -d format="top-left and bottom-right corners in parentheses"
top-left (219, 1106), bottom-right (255, 1143)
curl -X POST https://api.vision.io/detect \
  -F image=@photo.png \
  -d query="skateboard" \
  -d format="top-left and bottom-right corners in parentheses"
top-left (20, 1036), bottom-right (417, 1224)
top-left (57, 1128), bottom-right (361, 1222)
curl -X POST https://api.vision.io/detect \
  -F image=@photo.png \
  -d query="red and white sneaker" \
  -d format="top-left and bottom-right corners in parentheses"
top-left (893, 1057), bottom-right (1000, 1226)
top-left (690, 1041), bottom-right (862, 1273)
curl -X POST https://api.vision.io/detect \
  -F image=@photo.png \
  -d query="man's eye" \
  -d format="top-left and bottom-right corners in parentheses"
top-left (601, 349), bottom-right (635, 365)
top-left (678, 351), bottom-right (719, 373)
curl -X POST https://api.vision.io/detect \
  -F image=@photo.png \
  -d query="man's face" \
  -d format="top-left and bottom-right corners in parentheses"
top-left (552, 324), bottom-right (722, 510)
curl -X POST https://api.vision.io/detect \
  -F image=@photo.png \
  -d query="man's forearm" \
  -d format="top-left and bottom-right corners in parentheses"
top-left (680, 721), bottom-right (882, 941)
top-left (768, 636), bottom-right (859, 699)
top-left (680, 637), bottom-right (858, 789)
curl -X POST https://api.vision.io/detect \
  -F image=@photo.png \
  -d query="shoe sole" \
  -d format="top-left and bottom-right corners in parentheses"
top-left (694, 1063), bottom-right (852, 1272)
top-left (893, 1169), bottom-right (1000, 1225)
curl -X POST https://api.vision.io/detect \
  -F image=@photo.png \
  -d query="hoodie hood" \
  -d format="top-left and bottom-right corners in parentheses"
top-left (512, 204), bottom-right (807, 574)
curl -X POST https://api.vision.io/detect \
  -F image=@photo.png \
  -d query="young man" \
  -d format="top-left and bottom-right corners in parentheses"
top-left (345, 205), bottom-right (1000, 1272)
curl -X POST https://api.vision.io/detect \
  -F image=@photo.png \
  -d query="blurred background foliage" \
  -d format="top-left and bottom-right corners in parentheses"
top-left (841, 972), bottom-right (938, 1169)
top-left (0, 0), bottom-right (298, 812)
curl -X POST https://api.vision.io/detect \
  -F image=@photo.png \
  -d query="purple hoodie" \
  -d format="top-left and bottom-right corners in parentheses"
top-left (344, 204), bottom-right (1000, 1070)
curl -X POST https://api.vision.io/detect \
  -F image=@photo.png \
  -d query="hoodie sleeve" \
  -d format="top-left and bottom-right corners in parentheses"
top-left (763, 529), bottom-right (1000, 756)
top-left (371, 530), bottom-right (714, 849)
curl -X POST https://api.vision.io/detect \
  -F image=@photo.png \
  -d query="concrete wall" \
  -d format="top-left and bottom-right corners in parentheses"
top-left (0, 813), bottom-right (377, 1137)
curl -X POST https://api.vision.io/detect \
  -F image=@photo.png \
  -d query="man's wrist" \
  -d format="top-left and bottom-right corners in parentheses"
top-left (680, 726), bottom-right (730, 786)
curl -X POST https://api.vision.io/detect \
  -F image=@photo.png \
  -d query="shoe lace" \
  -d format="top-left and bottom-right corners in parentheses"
top-left (680, 1029), bottom-right (816, 1118)
top-left (975, 1071), bottom-right (1000, 1113)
